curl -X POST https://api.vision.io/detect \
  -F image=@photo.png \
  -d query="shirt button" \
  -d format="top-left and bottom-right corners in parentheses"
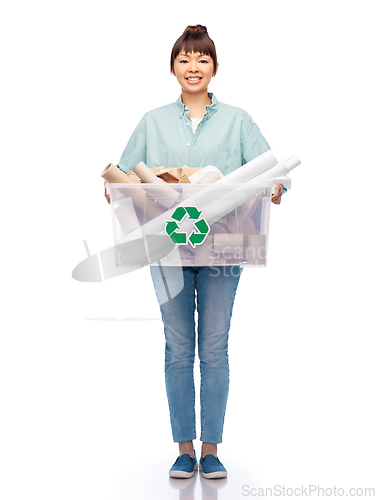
top-left (185, 106), bottom-right (189, 110)
top-left (187, 143), bottom-right (191, 147)
top-left (187, 123), bottom-right (190, 126)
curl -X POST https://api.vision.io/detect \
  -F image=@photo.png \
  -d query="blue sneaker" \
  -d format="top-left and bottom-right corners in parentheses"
top-left (169, 451), bottom-right (198, 478)
top-left (199, 454), bottom-right (227, 479)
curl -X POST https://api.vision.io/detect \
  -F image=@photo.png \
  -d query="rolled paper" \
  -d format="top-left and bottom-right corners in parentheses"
top-left (133, 161), bottom-right (180, 209)
top-left (101, 163), bottom-right (133, 183)
top-left (188, 165), bottom-right (223, 184)
top-left (197, 171), bottom-right (222, 184)
top-left (245, 156), bottom-right (301, 186)
top-left (108, 184), bottom-right (166, 221)
top-left (134, 161), bottom-right (166, 184)
top-left (114, 197), bottom-right (141, 236)
top-left (215, 149), bottom-right (278, 185)
top-left (146, 184), bottom-right (181, 209)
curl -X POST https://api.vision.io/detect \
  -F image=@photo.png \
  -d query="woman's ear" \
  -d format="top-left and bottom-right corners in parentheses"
top-left (213, 62), bottom-right (219, 77)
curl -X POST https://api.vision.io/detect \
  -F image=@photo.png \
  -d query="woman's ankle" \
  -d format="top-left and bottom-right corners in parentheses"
top-left (179, 440), bottom-right (194, 457)
top-left (201, 442), bottom-right (217, 458)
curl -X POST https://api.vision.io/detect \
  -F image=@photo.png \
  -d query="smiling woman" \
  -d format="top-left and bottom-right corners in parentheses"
top-left (108, 24), bottom-right (285, 480)
top-left (173, 52), bottom-right (217, 109)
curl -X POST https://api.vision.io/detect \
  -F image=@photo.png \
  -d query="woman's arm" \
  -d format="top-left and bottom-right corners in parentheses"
top-left (117, 115), bottom-right (147, 174)
top-left (104, 115), bottom-right (147, 204)
top-left (242, 119), bottom-right (287, 204)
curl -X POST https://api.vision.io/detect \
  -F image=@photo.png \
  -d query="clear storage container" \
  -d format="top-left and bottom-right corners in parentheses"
top-left (107, 182), bottom-right (273, 268)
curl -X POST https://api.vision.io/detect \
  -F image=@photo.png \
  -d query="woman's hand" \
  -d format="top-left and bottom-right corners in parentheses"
top-left (271, 183), bottom-right (283, 205)
top-left (104, 180), bottom-right (111, 204)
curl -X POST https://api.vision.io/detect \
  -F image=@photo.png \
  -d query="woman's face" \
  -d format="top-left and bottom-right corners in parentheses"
top-left (173, 51), bottom-right (216, 95)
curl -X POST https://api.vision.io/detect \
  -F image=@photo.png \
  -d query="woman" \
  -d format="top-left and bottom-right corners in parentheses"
top-left (106, 25), bottom-right (284, 479)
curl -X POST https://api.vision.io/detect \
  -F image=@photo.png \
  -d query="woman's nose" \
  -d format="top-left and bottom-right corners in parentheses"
top-left (189, 61), bottom-right (198, 72)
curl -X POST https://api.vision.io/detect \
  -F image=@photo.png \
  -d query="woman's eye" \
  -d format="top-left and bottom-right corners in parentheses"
top-left (199, 60), bottom-right (208, 63)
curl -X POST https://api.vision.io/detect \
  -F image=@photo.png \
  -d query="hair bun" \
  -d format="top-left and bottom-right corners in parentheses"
top-left (183, 25), bottom-right (208, 35)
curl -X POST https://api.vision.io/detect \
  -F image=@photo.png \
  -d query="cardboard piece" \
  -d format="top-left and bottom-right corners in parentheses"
top-left (155, 165), bottom-right (201, 183)
top-left (102, 163), bottom-right (202, 185)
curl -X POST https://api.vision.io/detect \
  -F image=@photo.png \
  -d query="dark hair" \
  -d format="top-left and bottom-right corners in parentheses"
top-left (170, 25), bottom-right (218, 75)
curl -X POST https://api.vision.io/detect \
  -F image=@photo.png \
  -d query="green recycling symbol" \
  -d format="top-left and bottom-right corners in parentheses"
top-left (164, 206), bottom-right (210, 248)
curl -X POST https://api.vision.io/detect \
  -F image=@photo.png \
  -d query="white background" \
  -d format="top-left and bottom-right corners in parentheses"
top-left (1, 1), bottom-right (375, 499)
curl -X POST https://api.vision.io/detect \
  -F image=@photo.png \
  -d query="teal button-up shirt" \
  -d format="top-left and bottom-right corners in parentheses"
top-left (117, 93), bottom-right (271, 176)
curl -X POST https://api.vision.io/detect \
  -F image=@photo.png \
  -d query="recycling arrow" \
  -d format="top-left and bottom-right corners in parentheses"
top-left (171, 206), bottom-right (187, 222)
top-left (165, 220), bottom-right (187, 244)
top-left (189, 232), bottom-right (206, 246)
top-left (164, 206), bottom-right (210, 248)
top-left (165, 221), bottom-right (179, 235)
top-left (186, 207), bottom-right (202, 219)
top-left (194, 218), bottom-right (209, 233)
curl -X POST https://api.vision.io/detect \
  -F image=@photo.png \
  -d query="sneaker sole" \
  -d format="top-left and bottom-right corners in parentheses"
top-left (201, 469), bottom-right (227, 479)
top-left (169, 463), bottom-right (198, 478)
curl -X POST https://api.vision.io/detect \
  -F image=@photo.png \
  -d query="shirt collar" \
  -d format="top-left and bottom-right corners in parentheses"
top-left (175, 93), bottom-right (218, 118)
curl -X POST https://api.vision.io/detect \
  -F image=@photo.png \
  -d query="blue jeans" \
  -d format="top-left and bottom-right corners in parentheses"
top-left (150, 266), bottom-right (242, 444)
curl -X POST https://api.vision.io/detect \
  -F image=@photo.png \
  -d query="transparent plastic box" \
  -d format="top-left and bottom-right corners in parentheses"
top-left (107, 182), bottom-right (273, 268)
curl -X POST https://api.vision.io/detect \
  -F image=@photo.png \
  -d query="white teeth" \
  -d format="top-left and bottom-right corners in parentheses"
top-left (187, 78), bottom-right (201, 81)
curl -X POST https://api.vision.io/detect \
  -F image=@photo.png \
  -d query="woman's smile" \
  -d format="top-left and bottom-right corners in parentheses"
top-left (186, 76), bottom-right (202, 84)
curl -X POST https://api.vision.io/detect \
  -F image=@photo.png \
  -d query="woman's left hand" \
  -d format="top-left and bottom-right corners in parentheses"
top-left (271, 183), bottom-right (283, 205)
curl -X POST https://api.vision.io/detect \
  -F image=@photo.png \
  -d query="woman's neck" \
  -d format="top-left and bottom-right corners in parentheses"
top-left (181, 90), bottom-right (212, 119)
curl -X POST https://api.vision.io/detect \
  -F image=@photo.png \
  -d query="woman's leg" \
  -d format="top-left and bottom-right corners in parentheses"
top-left (150, 266), bottom-right (197, 445)
top-left (196, 265), bottom-right (242, 449)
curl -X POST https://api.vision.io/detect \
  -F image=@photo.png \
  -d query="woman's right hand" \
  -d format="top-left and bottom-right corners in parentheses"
top-left (104, 180), bottom-right (111, 204)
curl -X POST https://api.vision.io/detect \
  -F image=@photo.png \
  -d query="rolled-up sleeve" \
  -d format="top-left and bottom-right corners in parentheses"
top-left (241, 115), bottom-right (270, 165)
top-left (117, 116), bottom-right (147, 173)
top-left (241, 117), bottom-right (287, 194)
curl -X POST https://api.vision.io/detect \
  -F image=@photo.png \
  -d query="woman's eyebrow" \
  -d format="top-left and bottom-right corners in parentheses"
top-left (177, 53), bottom-right (209, 57)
